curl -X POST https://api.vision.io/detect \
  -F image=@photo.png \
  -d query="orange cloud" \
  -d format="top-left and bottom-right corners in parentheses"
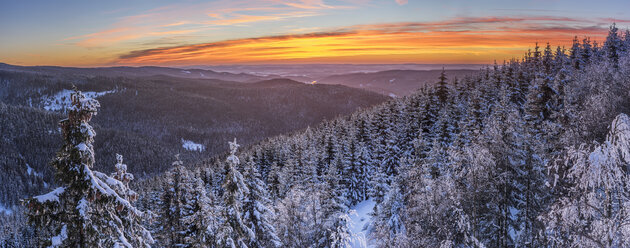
top-left (160, 21), bottom-right (190, 27)
top-left (116, 16), bottom-right (610, 65)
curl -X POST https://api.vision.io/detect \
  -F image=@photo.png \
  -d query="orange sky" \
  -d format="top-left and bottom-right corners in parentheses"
top-left (1, 0), bottom-right (627, 66)
top-left (116, 19), bottom-right (611, 65)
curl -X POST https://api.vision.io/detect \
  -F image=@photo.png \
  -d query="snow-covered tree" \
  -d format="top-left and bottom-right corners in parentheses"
top-left (320, 163), bottom-right (350, 247)
top-left (543, 113), bottom-right (630, 247)
top-left (242, 159), bottom-right (282, 248)
top-left (26, 89), bottom-right (153, 247)
top-left (604, 23), bottom-right (623, 67)
top-left (369, 179), bottom-right (407, 247)
top-left (329, 210), bottom-right (355, 248)
top-left (368, 163), bottom-right (389, 205)
top-left (184, 175), bottom-right (217, 248)
top-left (218, 138), bottom-right (252, 248)
top-left (155, 156), bottom-right (191, 247)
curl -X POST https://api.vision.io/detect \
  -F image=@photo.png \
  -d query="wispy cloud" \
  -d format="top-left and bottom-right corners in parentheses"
top-left (63, 0), bottom-right (355, 48)
top-left (115, 15), bottom-right (611, 65)
top-left (206, 11), bottom-right (321, 25)
top-left (395, 0), bottom-right (408, 6)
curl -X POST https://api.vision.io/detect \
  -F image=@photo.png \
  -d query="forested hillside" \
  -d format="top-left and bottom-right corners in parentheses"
top-left (0, 63), bottom-right (268, 82)
top-left (317, 69), bottom-right (477, 96)
top-left (0, 71), bottom-right (388, 246)
top-left (2, 25), bottom-right (630, 247)
top-left (131, 25), bottom-right (630, 247)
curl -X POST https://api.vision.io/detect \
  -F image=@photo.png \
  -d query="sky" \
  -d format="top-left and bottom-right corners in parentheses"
top-left (0, 0), bottom-right (628, 67)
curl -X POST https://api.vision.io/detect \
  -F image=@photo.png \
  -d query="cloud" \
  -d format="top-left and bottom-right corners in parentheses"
top-left (118, 31), bottom-right (354, 60)
top-left (63, 0), bottom-right (357, 48)
top-left (115, 15), bottom-right (610, 65)
top-left (395, 0), bottom-right (408, 5)
top-left (205, 11), bottom-right (321, 26)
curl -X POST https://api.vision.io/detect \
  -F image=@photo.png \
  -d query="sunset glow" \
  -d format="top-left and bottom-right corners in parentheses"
top-left (1, 0), bottom-right (628, 66)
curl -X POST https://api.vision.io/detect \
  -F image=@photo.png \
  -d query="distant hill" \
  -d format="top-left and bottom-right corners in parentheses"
top-left (0, 68), bottom-right (389, 207)
top-left (0, 63), bottom-right (268, 82)
top-left (317, 69), bottom-right (478, 96)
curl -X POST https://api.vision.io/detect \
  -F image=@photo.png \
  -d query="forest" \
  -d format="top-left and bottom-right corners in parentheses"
top-left (2, 24), bottom-right (630, 247)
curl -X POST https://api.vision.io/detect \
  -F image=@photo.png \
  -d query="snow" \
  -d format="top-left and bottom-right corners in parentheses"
top-left (182, 70), bottom-right (191, 74)
top-left (35, 187), bottom-right (65, 203)
top-left (227, 154), bottom-right (239, 165)
top-left (77, 198), bottom-right (88, 217)
top-left (389, 78), bottom-right (396, 83)
top-left (49, 224), bottom-right (68, 247)
top-left (349, 199), bottom-right (376, 248)
top-left (41, 89), bottom-right (115, 111)
top-left (26, 163), bottom-right (42, 177)
top-left (0, 203), bottom-right (12, 215)
top-left (182, 139), bottom-right (205, 152)
top-left (388, 93), bottom-right (397, 98)
top-left (76, 142), bottom-right (88, 152)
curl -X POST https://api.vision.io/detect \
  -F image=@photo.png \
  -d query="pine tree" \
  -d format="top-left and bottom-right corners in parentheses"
top-left (108, 154), bottom-right (153, 247)
top-left (604, 23), bottom-right (622, 67)
top-left (218, 138), bottom-right (252, 248)
top-left (369, 179), bottom-right (407, 247)
top-left (569, 36), bottom-right (582, 69)
top-left (25, 89), bottom-right (153, 247)
top-left (368, 162), bottom-right (389, 205)
top-left (436, 67), bottom-right (449, 104)
top-left (156, 156), bottom-right (190, 247)
top-left (184, 175), bottom-right (217, 248)
top-left (320, 163), bottom-right (349, 247)
top-left (242, 159), bottom-right (282, 248)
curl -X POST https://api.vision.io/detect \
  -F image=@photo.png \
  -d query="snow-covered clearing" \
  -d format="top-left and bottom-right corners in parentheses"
top-left (182, 139), bottom-right (205, 152)
top-left (41, 89), bottom-right (115, 111)
top-left (349, 198), bottom-right (376, 248)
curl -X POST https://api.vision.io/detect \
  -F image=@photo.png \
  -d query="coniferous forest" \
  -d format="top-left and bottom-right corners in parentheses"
top-left (1, 23), bottom-right (630, 247)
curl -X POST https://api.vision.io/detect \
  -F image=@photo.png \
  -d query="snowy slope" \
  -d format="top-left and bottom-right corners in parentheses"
top-left (349, 199), bottom-right (376, 248)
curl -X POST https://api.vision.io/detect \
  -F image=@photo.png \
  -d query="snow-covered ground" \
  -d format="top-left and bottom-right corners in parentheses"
top-left (182, 139), bottom-right (205, 152)
top-left (349, 198), bottom-right (376, 248)
top-left (0, 203), bottom-right (13, 215)
top-left (41, 89), bottom-right (115, 111)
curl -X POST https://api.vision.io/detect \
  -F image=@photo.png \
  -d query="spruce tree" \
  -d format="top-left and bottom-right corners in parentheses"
top-left (242, 159), bottom-right (282, 248)
top-left (184, 176), bottom-right (217, 248)
top-left (25, 89), bottom-right (153, 247)
top-left (436, 67), bottom-right (449, 104)
top-left (218, 138), bottom-right (252, 248)
top-left (604, 23), bottom-right (622, 67)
